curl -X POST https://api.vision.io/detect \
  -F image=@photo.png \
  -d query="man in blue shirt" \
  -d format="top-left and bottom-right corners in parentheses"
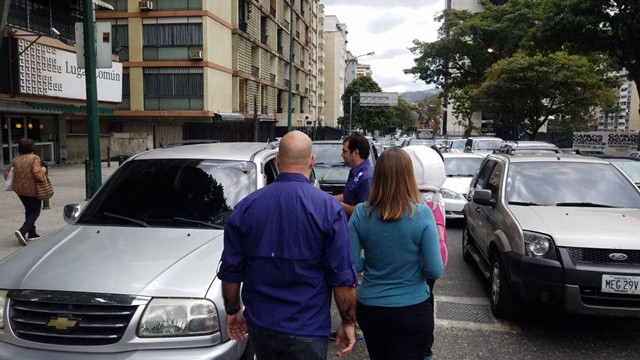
top-left (334, 133), bottom-right (374, 216)
top-left (219, 131), bottom-right (358, 360)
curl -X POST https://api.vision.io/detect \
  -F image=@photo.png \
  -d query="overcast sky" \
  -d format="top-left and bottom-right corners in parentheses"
top-left (322, 0), bottom-right (443, 93)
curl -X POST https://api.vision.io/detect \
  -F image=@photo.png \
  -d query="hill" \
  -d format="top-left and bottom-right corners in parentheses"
top-left (399, 89), bottom-right (441, 103)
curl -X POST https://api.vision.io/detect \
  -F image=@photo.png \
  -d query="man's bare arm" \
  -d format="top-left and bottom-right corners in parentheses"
top-left (333, 286), bottom-right (357, 323)
top-left (221, 281), bottom-right (242, 310)
top-left (341, 202), bottom-right (356, 216)
top-left (334, 193), bottom-right (344, 202)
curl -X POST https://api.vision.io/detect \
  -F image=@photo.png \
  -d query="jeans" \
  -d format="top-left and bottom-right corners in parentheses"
top-left (425, 278), bottom-right (437, 357)
top-left (18, 195), bottom-right (41, 237)
top-left (248, 327), bottom-right (328, 360)
top-left (357, 299), bottom-right (433, 360)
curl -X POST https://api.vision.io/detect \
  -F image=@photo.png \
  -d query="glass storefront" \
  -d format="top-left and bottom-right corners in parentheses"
top-left (2, 116), bottom-right (57, 165)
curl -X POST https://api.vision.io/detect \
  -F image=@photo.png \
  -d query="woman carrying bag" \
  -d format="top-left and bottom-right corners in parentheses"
top-left (2, 138), bottom-right (48, 246)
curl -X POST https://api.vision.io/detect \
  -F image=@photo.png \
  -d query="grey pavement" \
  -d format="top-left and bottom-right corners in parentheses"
top-left (0, 162), bottom-right (118, 260)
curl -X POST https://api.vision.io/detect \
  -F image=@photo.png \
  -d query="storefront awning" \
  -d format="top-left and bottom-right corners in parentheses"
top-left (26, 102), bottom-right (115, 115)
top-left (94, 0), bottom-right (115, 10)
top-left (215, 112), bottom-right (247, 121)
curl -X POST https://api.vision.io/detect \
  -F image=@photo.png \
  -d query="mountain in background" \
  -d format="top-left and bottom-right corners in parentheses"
top-left (399, 88), bottom-right (442, 103)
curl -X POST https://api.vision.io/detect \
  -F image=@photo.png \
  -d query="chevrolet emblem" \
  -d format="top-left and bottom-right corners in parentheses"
top-left (47, 317), bottom-right (78, 330)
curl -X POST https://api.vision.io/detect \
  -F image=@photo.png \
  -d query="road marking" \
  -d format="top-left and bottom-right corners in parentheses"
top-left (434, 296), bottom-right (521, 332)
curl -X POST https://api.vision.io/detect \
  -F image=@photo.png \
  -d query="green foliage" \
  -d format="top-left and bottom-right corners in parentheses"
top-left (474, 51), bottom-right (616, 138)
top-left (389, 98), bottom-right (418, 131)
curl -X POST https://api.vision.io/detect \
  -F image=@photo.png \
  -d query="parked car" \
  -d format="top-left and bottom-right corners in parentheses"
top-left (495, 141), bottom-right (559, 154)
top-left (311, 140), bottom-right (378, 195)
top-left (628, 151), bottom-right (640, 160)
top-left (0, 142), bottom-right (315, 359)
top-left (604, 156), bottom-right (640, 188)
top-left (405, 138), bottom-right (435, 147)
top-left (463, 152), bottom-right (640, 320)
top-left (446, 138), bottom-right (467, 153)
top-left (440, 153), bottom-right (484, 219)
top-left (561, 148), bottom-right (606, 156)
top-left (463, 136), bottom-right (504, 156)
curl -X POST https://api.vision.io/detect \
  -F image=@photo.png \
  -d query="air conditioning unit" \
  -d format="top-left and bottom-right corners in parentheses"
top-left (189, 50), bottom-right (203, 60)
top-left (139, 1), bottom-right (153, 11)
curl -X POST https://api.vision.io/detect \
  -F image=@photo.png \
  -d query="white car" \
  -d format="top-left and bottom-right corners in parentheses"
top-left (440, 153), bottom-right (484, 219)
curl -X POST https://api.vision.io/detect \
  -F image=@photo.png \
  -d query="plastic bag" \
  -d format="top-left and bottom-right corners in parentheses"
top-left (2, 168), bottom-right (14, 192)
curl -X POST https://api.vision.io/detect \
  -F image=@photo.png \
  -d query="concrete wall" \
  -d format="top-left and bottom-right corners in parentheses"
top-left (66, 134), bottom-right (111, 164)
top-left (65, 132), bottom-right (152, 164)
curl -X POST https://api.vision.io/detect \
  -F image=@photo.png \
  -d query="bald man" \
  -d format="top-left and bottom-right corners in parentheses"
top-left (219, 131), bottom-right (358, 359)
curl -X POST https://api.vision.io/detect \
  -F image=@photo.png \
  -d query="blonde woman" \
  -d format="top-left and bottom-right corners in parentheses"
top-left (349, 147), bottom-right (443, 360)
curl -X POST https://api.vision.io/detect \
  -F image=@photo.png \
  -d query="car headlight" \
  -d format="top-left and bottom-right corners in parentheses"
top-left (138, 298), bottom-right (219, 337)
top-left (440, 188), bottom-right (462, 200)
top-left (0, 290), bottom-right (6, 329)
top-left (523, 231), bottom-right (557, 260)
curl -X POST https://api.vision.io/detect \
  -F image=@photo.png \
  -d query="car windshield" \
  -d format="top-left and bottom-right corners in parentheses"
top-left (473, 139), bottom-right (503, 151)
top-left (608, 160), bottom-right (640, 184)
top-left (313, 143), bottom-right (345, 166)
top-left (79, 159), bottom-right (257, 227)
top-left (444, 157), bottom-right (483, 177)
top-left (505, 162), bottom-right (640, 208)
top-left (409, 139), bottom-right (435, 147)
top-left (451, 140), bottom-right (466, 149)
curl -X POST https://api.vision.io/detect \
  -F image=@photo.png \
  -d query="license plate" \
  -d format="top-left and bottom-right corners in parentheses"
top-left (601, 275), bottom-right (640, 295)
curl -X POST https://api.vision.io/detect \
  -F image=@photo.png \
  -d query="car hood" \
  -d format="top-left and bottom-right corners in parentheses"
top-left (314, 166), bottom-right (349, 184)
top-left (509, 206), bottom-right (640, 249)
top-left (0, 225), bottom-right (224, 297)
top-left (442, 177), bottom-right (473, 195)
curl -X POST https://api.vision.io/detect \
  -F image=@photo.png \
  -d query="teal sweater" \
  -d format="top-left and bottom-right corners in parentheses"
top-left (349, 203), bottom-right (443, 307)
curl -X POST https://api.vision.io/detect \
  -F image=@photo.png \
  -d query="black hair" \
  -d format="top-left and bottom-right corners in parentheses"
top-left (344, 133), bottom-right (370, 160)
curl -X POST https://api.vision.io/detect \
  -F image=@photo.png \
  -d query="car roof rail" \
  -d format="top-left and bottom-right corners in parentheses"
top-left (495, 146), bottom-right (562, 155)
top-left (161, 139), bottom-right (220, 148)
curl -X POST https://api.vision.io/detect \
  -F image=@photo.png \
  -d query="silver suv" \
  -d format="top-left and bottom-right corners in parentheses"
top-left (463, 153), bottom-right (640, 319)
top-left (0, 142), bottom-right (311, 359)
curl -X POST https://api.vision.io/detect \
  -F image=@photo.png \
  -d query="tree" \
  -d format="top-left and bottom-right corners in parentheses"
top-left (341, 77), bottom-right (389, 135)
top-left (389, 98), bottom-right (418, 131)
top-left (415, 96), bottom-right (442, 128)
top-left (474, 52), bottom-right (616, 139)
top-left (532, 0), bottom-right (640, 147)
top-left (449, 87), bottom-right (481, 137)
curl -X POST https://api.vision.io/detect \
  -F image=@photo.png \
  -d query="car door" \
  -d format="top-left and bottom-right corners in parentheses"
top-left (479, 161), bottom-right (505, 255)
top-left (467, 159), bottom-right (497, 258)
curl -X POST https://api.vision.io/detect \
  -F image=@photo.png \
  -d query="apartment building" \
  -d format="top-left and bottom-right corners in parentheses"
top-left (322, 14), bottom-right (347, 128)
top-left (94, 0), bottom-right (319, 146)
top-left (355, 64), bottom-right (371, 78)
top-left (316, 3), bottom-right (325, 126)
top-left (595, 71), bottom-right (640, 132)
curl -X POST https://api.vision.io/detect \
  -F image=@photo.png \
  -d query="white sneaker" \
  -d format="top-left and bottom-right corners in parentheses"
top-left (14, 231), bottom-right (27, 246)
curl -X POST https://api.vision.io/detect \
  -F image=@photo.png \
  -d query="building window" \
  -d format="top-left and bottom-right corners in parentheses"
top-left (98, 0), bottom-right (127, 12)
top-left (112, 24), bottom-right (129, 61)
top-left (119, 68), bottom-right (130, 110)
top-left (143, 68), bottom-right (203, 110)
top-left (8, 0), bottom-right (83, 41)
top-left (153, 0), bottom-right (202, 11)
top-left (143, 23), bottom-right (203, 60)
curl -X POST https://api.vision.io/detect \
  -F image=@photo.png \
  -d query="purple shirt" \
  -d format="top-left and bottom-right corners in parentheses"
top-left (343, 160), bottom-right (373, 206)
top-left (219, 173), bottom-right (357, 340)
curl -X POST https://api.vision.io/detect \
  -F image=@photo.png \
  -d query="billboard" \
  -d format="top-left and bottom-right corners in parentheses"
top-left (360, 92), bottom-right (399, 106)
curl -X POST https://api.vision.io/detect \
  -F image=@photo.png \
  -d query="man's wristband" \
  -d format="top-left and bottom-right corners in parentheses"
top-left (226, 307), bottom-right (241, 316)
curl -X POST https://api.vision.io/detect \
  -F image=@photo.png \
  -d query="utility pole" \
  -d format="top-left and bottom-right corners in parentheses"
top-left (349, 95), bottom-right (353, 134)
top-left (83, 0), bottom-right (102, 196)
top-left (286, 0), bottom-right (294, 132)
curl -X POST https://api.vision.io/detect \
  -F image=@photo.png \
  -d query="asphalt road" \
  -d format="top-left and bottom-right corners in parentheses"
top-left (328, 220), bottom-right (640, 360)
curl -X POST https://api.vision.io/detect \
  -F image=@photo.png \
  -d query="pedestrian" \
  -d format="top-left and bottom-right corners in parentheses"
top-left (403, 145), bottom-right (448, 360)
top-left (330, 131), bottom-right (373, 341)
top-left (349, 146), bottom-right (443, 360)
top-left (2, 138), bottom-right (48, 246)
top-left (218, 131), bottom-right (358, 360)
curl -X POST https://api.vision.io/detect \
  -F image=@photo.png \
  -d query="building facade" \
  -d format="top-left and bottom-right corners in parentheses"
top-left (0, 0), bottom-right (123, 166)
top-left (595, 71), bottom-right (640, 132)
top-left (322, 14), bottom-right (347, 128)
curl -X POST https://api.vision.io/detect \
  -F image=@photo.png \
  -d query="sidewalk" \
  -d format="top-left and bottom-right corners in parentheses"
top-left (0, 162), bottom-right (118, 260)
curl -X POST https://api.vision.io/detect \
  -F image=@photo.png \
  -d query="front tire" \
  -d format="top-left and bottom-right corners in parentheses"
top-left (489, 252), bottom-right (520, 320)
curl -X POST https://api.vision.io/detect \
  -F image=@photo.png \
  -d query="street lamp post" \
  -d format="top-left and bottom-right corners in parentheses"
top-left (344, 51), bottom-right (374, 134)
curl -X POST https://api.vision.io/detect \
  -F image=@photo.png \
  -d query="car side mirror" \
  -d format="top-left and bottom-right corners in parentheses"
top-left (473, 189), bottom-right (496, 207)
top-left (465, 146), bottom-right (472, 152)
top-left (63, 204), bottom-right (82, 224)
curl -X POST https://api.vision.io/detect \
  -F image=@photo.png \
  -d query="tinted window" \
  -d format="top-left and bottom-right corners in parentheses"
top-left (473, 139), bottom-right (503, 151)
top-left (409, 139), bottom-right (435, 147)
top-left (444, 157), bottom-right (483, 177)
top-left (475, 160), bottom-right (496, 189)
top-left (608, 160), bottom-right (640, 184)
top-left (452, 140), bottom-right (466, 149)
top-left (505, 162), bottom-right (640, 207)
top-left (79, 159), bottom-right (257, 227)
top-left (313, 143), bottom-right (344, 166)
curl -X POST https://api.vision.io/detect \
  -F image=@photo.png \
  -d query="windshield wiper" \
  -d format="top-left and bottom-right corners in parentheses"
top-left (555, 202), bottom-right (618, 208)
top-left (315, 162), bottom-right (345, 167)
top-left (173, 217), bottom-right (224, 229)
top-left (102, 212), bottom-right (150, 227)
top-left (447, 174), bottom-right (475, 177)
top-left (508, 201), bottom-right (541, 206)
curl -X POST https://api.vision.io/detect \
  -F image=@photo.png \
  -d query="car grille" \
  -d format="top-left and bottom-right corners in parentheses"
top-left (9, 290), bottom-right (142, 346)
top-left (567, 248), bottom-right (640, 265)
top-left (579, 287), bottom-right (640, 308)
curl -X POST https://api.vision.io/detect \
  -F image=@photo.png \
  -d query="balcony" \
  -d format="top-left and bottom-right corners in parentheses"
top-left (251, 66), bottom-right (260, 77)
